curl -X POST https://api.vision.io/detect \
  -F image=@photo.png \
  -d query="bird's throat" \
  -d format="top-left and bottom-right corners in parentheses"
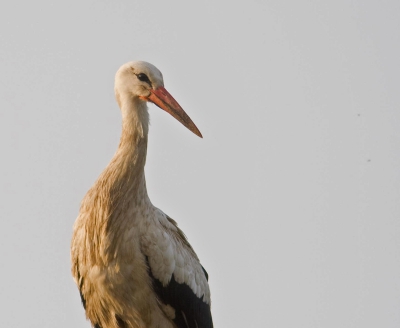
top-left (103, 99), bottom-right (151, 206)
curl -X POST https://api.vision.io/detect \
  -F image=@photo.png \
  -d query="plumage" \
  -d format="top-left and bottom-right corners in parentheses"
top-left (71, 61), bottom-right (213, 328)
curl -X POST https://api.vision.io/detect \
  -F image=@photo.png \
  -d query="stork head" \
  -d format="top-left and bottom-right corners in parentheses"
top-left (115, 61), bottom-right (202, 138)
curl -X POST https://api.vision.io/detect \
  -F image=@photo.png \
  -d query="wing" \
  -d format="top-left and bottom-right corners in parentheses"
top-left (148, 261), bottom-right (213, 328)
top-left (141, 210), bottom-right (213, 328)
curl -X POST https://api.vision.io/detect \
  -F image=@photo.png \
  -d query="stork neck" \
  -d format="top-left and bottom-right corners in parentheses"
top-left (110, 97), bottom-right (150, 201)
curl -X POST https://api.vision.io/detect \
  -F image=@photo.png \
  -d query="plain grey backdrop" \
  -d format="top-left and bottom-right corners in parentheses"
top-left (1, 1), bottom-right (399, 327)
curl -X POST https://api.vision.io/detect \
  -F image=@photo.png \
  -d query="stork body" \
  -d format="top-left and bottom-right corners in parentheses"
top-left (71, 61), bottom-right (213, 328)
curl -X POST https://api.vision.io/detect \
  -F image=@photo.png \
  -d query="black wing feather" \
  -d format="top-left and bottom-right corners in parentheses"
top-left (147, 258), bottom-right (213, 328)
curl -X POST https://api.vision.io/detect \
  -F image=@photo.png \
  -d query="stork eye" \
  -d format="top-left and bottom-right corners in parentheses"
top-left (136, 73), bottom-right (151, 85)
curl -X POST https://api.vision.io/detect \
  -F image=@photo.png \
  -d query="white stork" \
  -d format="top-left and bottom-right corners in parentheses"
top-left (71, 61), bottom-right (213, 328)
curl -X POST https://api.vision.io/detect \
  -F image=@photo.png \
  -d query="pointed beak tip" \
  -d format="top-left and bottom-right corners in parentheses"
top-left (191, 125), bottom-right (203, 138)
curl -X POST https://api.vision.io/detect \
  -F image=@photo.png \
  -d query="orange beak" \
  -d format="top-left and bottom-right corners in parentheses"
top-left (141, 86), bottom-right (202, 138)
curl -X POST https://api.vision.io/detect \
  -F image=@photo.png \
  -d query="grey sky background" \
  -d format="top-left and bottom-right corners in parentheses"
top-left (1, 1), bottom-right (399, 327)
